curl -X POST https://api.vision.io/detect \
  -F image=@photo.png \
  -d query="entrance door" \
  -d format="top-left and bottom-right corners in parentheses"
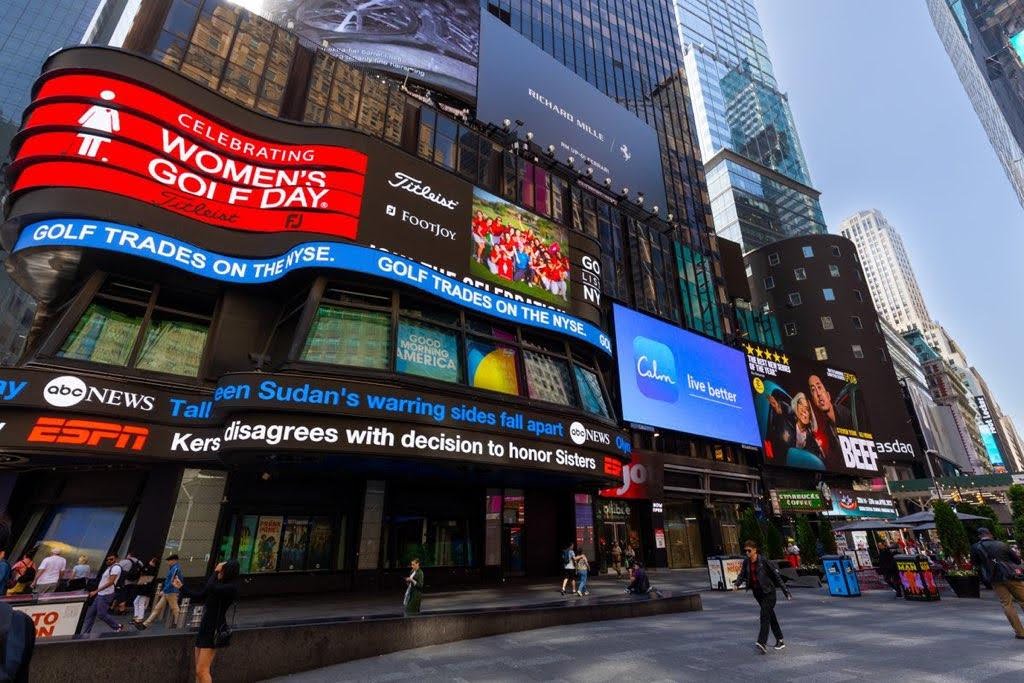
top-left (502, 490), bottom-right (526, 578)
top-left (665, 504), bottom-right (704, 568)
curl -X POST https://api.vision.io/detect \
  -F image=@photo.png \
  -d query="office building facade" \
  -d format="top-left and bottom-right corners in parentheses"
top-left (675, 0), bottom-right (827, 252)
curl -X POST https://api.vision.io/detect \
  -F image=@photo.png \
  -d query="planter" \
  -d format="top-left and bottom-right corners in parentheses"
top-left (947, 573), bottom-right (981, 598)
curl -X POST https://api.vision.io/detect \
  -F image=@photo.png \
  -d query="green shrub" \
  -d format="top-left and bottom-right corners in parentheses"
top-left (795, 516), bottom-right (818, 565)
top-left (818, 517), bottom-right (839, 555)
top-left (933, 500), bottom-right (971, 570)
top-left (764, 520), bottom-right (784, 560)
top-left (739, 508), bottom-right (764, 553)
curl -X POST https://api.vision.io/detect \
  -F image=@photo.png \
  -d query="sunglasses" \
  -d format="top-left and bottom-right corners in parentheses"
top-left (744, 548), bottom-right (755, 553)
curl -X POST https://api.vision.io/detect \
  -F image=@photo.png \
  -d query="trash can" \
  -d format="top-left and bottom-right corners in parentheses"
top-left (822, 555), bottom-right (861, 597)
top-left (895, 554), bottom-right (941, 601)
top-left (707, 555), bottom-right (745, 590)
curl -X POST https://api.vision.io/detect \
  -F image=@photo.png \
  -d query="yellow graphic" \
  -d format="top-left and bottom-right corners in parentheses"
top-left (471, 348), bottom-right (520, 395)
top-left (753, 377), bottom-right (765, 394)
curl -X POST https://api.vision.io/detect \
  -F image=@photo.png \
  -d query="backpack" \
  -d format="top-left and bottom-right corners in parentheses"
top-left (123, 557), bottom-right (144, 583)
top-left (0, 601), bottom-right (35, 682)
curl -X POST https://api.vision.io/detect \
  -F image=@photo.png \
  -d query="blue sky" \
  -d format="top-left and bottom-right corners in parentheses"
top-left (755, 0), bottom-right (1024, 429)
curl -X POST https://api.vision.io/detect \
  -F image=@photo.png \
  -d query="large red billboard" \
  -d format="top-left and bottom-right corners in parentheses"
top-left (12, 73), bottom-right (367, 236)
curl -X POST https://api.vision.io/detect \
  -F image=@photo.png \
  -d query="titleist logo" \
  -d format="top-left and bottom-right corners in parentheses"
top-left (388, 172), bottom-right (459, 210)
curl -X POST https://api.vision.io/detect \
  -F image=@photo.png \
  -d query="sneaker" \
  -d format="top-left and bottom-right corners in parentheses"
top-left (774, 641), bottom-right (786, 650)
top-left (134, 621), bottom-right (148, 631)
top-left (755, 643), bottom-right (768, 654)
top-left (1015, 634), bottom-right (1024, 640)
top-left (560, 589), bottom-right (566, 596)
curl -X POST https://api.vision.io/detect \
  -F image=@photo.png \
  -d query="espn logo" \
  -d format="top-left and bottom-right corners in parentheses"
top-left (27, 417), bottom-right (148, 451)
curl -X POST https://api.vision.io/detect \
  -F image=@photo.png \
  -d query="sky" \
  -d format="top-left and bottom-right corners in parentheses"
top-left (755, 0), bottom-right (1024, 429)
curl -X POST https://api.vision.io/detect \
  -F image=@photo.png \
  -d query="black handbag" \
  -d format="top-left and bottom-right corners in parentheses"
top-left (213, 603), bottom-right (237, 647)
top-left (982, 541), bottom-right (1024, 582)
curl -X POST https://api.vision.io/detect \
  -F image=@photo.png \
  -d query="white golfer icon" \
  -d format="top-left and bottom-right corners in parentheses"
top-left (76, 90), bottom-right (119, 159)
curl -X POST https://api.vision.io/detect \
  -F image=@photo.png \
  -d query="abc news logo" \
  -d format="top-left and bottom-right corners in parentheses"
top-left (568, 421), bottom-right (611, 446)
top-left (43, 376), bottom-right (155, 411)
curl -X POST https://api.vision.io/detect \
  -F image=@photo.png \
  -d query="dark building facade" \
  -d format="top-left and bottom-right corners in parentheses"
top-left (0, 0), bottom-right (771, 605)
top-left (744, 234), bottom-right (921, 484)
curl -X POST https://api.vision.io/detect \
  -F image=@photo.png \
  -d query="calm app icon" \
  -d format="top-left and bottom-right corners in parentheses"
top-left (633, 336), bottom-right (678, 402)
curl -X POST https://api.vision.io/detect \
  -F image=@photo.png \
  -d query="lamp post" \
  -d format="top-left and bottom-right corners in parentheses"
top-left (924, 449), bottom-right (943, 503)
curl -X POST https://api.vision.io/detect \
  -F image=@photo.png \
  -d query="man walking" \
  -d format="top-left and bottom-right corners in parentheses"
top-left (135, 554), bottom-right (184, 630)
top-left (81, 554), bottom-right (123, 634)
top-left (734, 539), bottom-right (791, 654)
top-left (876, 540), bottom-right (902, 597)
top-left (970, 528), bottom-right (1024, 639)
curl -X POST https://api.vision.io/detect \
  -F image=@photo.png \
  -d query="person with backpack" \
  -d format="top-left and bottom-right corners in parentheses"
top-left (113, 552), bottom-right (144, 615)
top-left (0, 515), bottom-right (34, 681)
top-left (6, 551), bottom-right (36, 595)
top-left (81, 554), bottom-right (124, 633)
top-left (970, 527), bottom-right (1024, 639)
top-left (559, 543), bottom-right (577, 596)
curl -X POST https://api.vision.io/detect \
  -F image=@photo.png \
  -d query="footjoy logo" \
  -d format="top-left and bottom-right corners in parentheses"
top-left (43, 375), bottom-right (155, 411)
top-left (633, 336), bottom-right (677, 402)
top-left (388, 172), bottom-right (460, 210)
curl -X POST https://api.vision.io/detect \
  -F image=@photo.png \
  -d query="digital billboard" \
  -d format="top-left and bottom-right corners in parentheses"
top-left (477, 14), bottom-right (666, 213)
top-left (264, 0), bottom-right (480, 101)
top-left (612, 305), bottom-right (760, 446)
top-left (744, 343), bottom-right (911, 475)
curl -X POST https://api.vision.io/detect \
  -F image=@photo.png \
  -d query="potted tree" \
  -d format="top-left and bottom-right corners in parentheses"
top-left (934, 500), bottom-right (979, 598)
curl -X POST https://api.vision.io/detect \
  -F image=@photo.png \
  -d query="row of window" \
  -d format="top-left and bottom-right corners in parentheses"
top-left (783, 315), bottom-right (863, 336)
top-left (779, 288), bottom-right (864, 307)
top-left (766, 243), bottom-right (842, 266)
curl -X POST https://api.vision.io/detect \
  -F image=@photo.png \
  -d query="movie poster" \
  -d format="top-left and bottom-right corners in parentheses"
top-left (470, 188), bottom-right (570, 309)
top-left (252, 516), bottom-right (284, 573)
top-left (308, 517), bottom-right (333, 570)
top-left (280, 517), bottom-right (310, 571)
top-left (745, 344), bottom-right (878, 475)
top-left (237, 515), bottom-right (259, 573)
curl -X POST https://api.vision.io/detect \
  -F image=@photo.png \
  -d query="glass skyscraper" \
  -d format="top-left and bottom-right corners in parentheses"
top-left (675, 0), bottom-right (826, 252)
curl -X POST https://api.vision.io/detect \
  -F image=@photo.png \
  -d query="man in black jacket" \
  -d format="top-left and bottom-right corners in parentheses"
top-left (876, 540), bottom-right (902, 597)
top-left (734, 539), bottom-right (791, 654)
top-left (969, 528), bottom-right (1024, 639)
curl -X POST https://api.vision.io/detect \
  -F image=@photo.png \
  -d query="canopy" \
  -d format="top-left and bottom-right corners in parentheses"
top-left (833, 520), bottom-right (911, 532)
top-left (892, 510), bottom-right (987, 525)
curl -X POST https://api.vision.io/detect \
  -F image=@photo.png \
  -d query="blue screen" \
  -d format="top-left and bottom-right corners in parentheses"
top-left (613, 304), bottom-right (760, 446)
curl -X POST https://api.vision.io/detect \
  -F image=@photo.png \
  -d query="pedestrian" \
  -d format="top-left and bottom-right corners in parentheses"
top-left (876, 540), bottom-right (902, 597)
top-left (7, 551), bottom-right (36, 595)
top-left (131, 557), bottom-right (159, 623)
top-left (32, 547), bottom-right (67, 594)
top-left (403, 558), bottom-right (424, 615)
top-left (970, 528), bottom-right (1024, 639)
top-left (0, 515), bottom-right (34, 680)
top-left (626, 562), bottom-right (650, 594)
top-left (734, 539), bottom-right (791, 654)
top-left (173, 560), bottom-right (240, 683)
top-left (69, 555), bottom-right (91, 591)
top-left (81, 554), bottom-right (124, 634)
top-left (135, 554), bottom-right (185, 630)
top-left (611, 543), bottom-right (623, 577)
top-left (574, 550), bottom-right (591, 596)
top-left (113, 551), bottom-right (144, 614)
top-left (560, 543), bottom-right (577, 596)
top-left (625, 544), bottom-right (636, 569)
top-left (785, 538), bottom-right (801, 568)
top-left (0, 544), bottom-right (11, 596)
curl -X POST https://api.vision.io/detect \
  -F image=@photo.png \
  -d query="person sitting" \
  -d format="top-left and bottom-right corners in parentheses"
top-left (626, 563), bottom-right (651, 594)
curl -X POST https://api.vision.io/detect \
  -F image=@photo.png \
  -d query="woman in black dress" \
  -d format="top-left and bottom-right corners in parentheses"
top-left (172, 560), bottom-right (239, 683)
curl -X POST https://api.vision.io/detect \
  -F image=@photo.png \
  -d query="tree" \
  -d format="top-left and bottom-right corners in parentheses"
top-left (795, 516), bottom-right (818, 566)
top-left (933, 500), bottom-right (971, 569)
top-left (955, 501), bottom-right (1005, 542)
top-left (739, 508), bottom-right (764, 553)
top-left (764, 520), bottom-right (784, 560)
top-left (818, 517), bottom-right (839, 555)
top-left (1008, 485), bottom-right (1024, 543)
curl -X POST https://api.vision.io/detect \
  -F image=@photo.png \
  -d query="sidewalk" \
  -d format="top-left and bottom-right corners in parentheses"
top-left (126, 569), bottom-right (711, 634)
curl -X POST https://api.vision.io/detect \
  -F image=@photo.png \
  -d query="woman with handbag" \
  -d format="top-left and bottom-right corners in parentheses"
top-left (172, 560), bottom-right (240, 683)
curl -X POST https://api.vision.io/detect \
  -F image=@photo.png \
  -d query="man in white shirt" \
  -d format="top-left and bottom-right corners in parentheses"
top-left (32, 547), bottom-right (67, 593)
top-left (82, 554), bottom-right (124, 633)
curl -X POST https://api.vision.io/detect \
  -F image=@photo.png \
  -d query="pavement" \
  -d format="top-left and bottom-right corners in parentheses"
top-left (259, 572), bottom-right (1024, 683)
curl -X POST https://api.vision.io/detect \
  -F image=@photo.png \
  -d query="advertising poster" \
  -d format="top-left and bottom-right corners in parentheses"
top-left (613, 304), bottom-right (760, 446)
top-left (466, 336), bottom-right (520, 396)
top-left (13, 600), bottom-right (85, 638)
top-left (307, 517), bottom-right (333, 570)
top-left (745, 343), bottom-right (880, 475)
top-left (772, 489), bottom-right (826, 513)
top-left (237, 515), bottom-right (259, 573)
top-left (897, 557), bottom-right (940, 601)
top-left (265, 0), bottom-right (480, 100)
top-left (824, 488), bottom-right (898, 519)
top-left (470, 188), bottom-right (570, 309)
top-left (396, 320), bottom-right (460, 383)
top-left (280, 517), bottom-right (311, 571)
top-left (253, 516), bottom-right (284, 573)
top-left (477, 13), bottom-right (666, 211)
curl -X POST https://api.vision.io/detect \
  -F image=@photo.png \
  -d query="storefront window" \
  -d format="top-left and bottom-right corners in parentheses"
top-left (396, 320), bottom-right (460, 383)
top-left (135, 315), bottom-right (208, 376)
top-left (384, 515), bottom-right (473, 569)
top-left (59, 303), bottom-right (141, 367)
top-left (162, 469), bottom-right (228, 578)
top-left (32, 505), bottom-right (127, 577)
top-left (301, 305), bottom-right (390, 369)
top-left (231, 514), bottom-right (337, 573)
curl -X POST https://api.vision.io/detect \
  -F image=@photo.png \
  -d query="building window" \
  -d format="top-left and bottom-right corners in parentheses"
top-left (784, 322), bottom-right (798, 337)
top-left (763, 276), bottom-right (775, 290)
top-left (794, 268), bottom-right (807, 281)
top-left (787, 292), bottom-right (802, 306)
top-left (829, 264), bottom-right (840, 278)
top-left (854, 289), bottom-right (864, 302)
top-left (831, 245), bottom-right (842, 257)
top-left (802, 246), bottom-right (814, 258)
top-left (768, 253), bottom-right (780, 266)
top-left (814, 346), bottom-right (828, 361)
top-left (58, 278), bottom-right (213, 377)
top-left (823, 288), bottom-right (836, 301)
top-left (301, 302), bottom-right (391, 370)
top-left (852, 316), bottom-right (863, 329)
top-left (821, 316), bottom-right (834, 330)
top-left (852, 344), bottom-right (864, 359)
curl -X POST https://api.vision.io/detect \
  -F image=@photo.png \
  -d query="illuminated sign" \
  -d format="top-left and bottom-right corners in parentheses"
top-left (27, 417), bottom-right (149, 451)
